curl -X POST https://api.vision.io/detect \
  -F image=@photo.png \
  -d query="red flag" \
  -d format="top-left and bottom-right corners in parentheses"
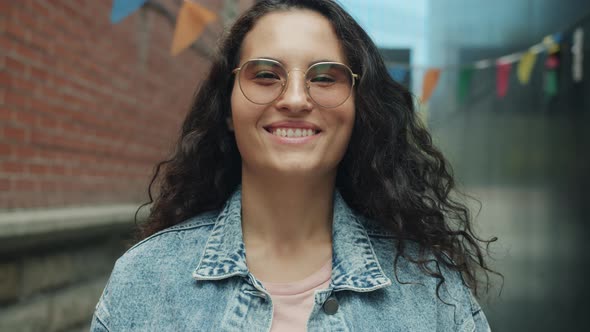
top-left (496, 62), bottom-right (512, 98)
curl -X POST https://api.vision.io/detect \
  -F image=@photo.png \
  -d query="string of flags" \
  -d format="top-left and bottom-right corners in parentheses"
top-left (110, 0), bottom-right (585, 104)
top-left (110, 0), bottom-right (217, 56)
top-left (386, 27), bottom-right (585, 105)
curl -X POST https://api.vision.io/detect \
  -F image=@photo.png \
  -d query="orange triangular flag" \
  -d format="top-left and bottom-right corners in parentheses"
top-left (171, 1), bottom-right (217, 56)
top-left (421, 68), bottom-right (441, 103)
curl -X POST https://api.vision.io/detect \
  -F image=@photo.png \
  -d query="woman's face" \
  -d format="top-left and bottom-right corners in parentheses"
top-left (230, 9), bottom-right (355, 180)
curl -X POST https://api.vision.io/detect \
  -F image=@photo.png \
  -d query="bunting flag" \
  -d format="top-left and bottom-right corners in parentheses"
top-left (171, 1), bottom-right (217, 56)
top-left (421, 69), bottom-right (441, 104)
top-left (496, 62), bottom-right (512, 98)
top-left (107, 3), bottom-right (586, 104)
top-left (572, 28), bottom-right (584, 82)
top-left (544, 71), bottom-right (558, 97)
top-left (110, 0), bottom-right (148, 23)
top-left (388, 67), bottom-right (408, 83)
top-left (542, 34), bottom-right (561, 54)
top-left (457, 67), bottom-right (474, 103)
top-left (517, 51), bottom-right (537, 84)
top-left (545, 54), bottom-right (560, 70)
top-left (544, 55), bottom-right (560, 97)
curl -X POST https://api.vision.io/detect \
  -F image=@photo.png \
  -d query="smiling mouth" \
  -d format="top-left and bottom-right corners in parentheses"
top-left (264, 127), bottom-right (322, 138)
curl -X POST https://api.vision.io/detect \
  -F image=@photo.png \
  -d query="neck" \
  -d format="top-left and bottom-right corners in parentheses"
top-left (240, 168), bottom-right (335, 253)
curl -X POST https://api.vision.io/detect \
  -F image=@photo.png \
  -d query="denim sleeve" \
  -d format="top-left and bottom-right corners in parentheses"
top-left (458, 288), bottom-right (491, 332)
top-left (90, 313), bottom-right (110, 332)
top-left (470, 291), bottom-right (491, 332)
top-left (90, 274), bottom-right (113, 332)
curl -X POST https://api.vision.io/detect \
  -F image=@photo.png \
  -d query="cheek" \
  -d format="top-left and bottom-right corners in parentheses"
top-left (230, 86), bottom-right (266, 154)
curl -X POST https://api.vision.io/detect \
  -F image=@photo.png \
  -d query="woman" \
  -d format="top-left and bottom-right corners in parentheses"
top-left (91, 0), bottom-right (496, 331)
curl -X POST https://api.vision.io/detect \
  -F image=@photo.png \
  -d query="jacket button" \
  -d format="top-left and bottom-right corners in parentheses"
top-left (323, 297), bottom-right (339, 315)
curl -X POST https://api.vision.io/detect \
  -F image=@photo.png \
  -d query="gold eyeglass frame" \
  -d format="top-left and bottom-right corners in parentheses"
top-left (232, 58), bottom-right (360, 108)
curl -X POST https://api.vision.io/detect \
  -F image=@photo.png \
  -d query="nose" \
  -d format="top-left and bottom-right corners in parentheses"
top-left (274, 70), bottom-right (313, 112)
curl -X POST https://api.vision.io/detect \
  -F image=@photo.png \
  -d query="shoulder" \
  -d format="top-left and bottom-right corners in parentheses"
top-left (356, 214), bottom-right (490, 331)
top-left (92, 210), bottom-right (220, 330)
top-left (120, 209), bottom-right (218, 264)
top-left (355, 213), bottom-right (470, 290)
top-left (109, 209), bottom-right (220, 279)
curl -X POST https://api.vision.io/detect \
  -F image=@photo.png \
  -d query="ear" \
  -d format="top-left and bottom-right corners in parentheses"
top-left (226, 117), bottom-right (234, 131)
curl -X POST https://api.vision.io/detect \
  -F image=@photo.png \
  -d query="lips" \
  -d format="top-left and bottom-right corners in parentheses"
top-left (263, 121), bottom-right (322, 133)
top-left (264, 121), bottom-right (321, 143)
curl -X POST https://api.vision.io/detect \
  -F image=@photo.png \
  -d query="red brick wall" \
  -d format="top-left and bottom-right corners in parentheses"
top-left (1, 0), bottom-right (253, 210)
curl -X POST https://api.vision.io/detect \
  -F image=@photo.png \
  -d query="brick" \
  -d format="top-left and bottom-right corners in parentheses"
top-left (14, 110), bottom-right (38, 126)
top-left (4, 92), bottom-right (30, 109)
top-left (13, 41), bottom-right (46, 65)
top-left (13, 11), bottom-right (40, 35)
top-left (0, 105), bottom-right (13, 122)
top-left (29, 163), bottom-right (49, 175)
top-left (30, 66), bottom-right (50, 82)
top-left (0, 70), bottom-right (10, 87)
top-left (30, 95), bottom-right (56, 114)
top-left (28, 1), bottom-right (50, 18)
top-left (5, 23), bottom-right (29, 42)
top-left (4, 55), bottom-right (28, 75)
top-left (0, 178), bottom-right (9, 191)
top-left (50, 165), bottom-right (67, 176)
top-left (2, 125), bottom-right (27, 141)
top-left (39, 180), bottom-right (58, 191)
top-left (39, 117), bottom-right (60, 130)
top-left (0, 139), bottom-right (11, 152)
top-left (10, 75), bottom-right (37, 92)
top-left (1, 161), bottom-right (26, 173)
top-left (0, 34), bottom-right (16, 54)
top-left (12, 146), bottom-right (37, 159)
top-left (12, 179), bottom-right (36, 191)
top-left (30, 131), bottom-right (55, 147)
top-left (0, 2), bottom-right (14, 15)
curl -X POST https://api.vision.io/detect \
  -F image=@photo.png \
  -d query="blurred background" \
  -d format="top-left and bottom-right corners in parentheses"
top-left (0, 0), bottom-right (589, 331)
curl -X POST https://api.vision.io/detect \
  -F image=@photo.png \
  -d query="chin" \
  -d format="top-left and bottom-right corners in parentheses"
top-left (270, 160), bottom-right (337, 180)
top-left (274, 163), bottom-right (318, 175)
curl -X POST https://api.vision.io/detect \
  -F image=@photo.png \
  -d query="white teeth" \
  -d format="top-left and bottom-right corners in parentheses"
top-left (271, 128), bottom-right (317, 138)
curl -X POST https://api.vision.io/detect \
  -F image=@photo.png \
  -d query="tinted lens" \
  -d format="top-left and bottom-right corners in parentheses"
top-left (306, 63), bottom-right (353, 108)
top-left (238, 60), bottom-right (286, 104)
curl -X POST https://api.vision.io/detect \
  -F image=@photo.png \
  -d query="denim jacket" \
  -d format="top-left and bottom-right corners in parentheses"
top-left (91, 187), bottom-right (490, 331)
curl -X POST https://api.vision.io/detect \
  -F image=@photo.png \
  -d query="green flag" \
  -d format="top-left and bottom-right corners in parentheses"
top-left (544, 70), bottom-right (558, 98)
top-left (457, 67), bottom-right (474, 103)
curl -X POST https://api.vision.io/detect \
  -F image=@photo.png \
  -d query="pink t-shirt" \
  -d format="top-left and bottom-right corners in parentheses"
top-left (259, 260), bottom-right (332, 332)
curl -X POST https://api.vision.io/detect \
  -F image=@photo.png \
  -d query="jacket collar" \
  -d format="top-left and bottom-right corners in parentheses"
top-left (192, 186), bottom-right (392, 292)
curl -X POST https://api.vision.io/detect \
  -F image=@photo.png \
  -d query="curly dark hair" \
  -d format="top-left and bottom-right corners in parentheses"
top-left (137, 0), bottom-right (498, 298)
